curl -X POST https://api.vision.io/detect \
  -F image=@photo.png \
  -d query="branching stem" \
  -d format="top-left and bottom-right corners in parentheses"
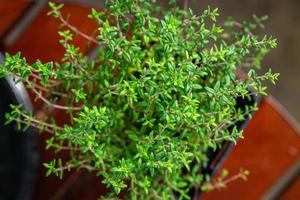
top-left (29, 85), bottom-right (83, 111)
top-left (59, 17), bottom-right (100, 45)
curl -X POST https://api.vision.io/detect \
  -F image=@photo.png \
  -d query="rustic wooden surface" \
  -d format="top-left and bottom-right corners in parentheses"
top-left (0, 0), bottom-right (29, 40)
top-left (201, 97), bottom-right (300, 200)
top-left (279, 176), bottom-right (300, 200)
top-left (5, 4), bottom-right (97, 63)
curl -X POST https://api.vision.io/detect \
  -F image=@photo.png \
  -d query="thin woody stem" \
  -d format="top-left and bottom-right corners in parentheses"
top-left (18, 75), bottom-right (67, 98)
top-left (30, 83), bottom-right (68, 98)
top-left (19, 78), bottom-right (80, 111)
top-left (15, 109), bottom-right (64, 131)
top-left (59, 17), bottom-right (100, 45)
top-left (208, 169), bottom-right (248, 190)
top-left (30, 85), bottom-right (83, 111)
top-left (13, 118), bottom-right (54, 134)
top-left (59, 146), bottom-right (81, 151)
top-left (29, 73), bottom-right (63, 87)
top-left (183, 0), bottom-right (189, 11)
top-left (233, 21), bottom-right (255, 37)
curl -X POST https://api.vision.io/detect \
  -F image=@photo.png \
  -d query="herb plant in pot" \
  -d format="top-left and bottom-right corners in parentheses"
top-left (0, 1), bottom-right (279, 199)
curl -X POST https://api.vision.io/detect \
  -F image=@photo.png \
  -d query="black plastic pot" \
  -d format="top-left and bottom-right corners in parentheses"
top-left (0, 54), bottom-right (39, 200)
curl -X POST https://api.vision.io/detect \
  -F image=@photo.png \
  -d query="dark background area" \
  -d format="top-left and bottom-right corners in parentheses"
top-left (188, 0), bottom-right (300, 122)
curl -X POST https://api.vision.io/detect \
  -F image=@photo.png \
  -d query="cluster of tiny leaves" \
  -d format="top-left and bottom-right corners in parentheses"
top-left (0, 1), bottom-right (279, 199)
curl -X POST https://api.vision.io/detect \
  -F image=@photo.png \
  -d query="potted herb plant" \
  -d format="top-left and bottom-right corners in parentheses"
top-left (0, 1), bottom-right (278, 199)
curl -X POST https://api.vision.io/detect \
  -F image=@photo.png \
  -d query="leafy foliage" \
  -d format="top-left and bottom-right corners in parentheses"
top-left (1, 1), bottom-right (278, 199)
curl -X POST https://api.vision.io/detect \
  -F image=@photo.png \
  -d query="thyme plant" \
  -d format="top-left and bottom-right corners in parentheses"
top-left (0, 1), bottom-right (278, 199)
